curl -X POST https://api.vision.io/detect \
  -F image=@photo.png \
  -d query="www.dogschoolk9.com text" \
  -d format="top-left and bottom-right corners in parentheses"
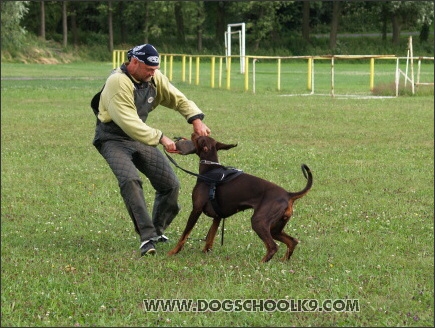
top-left (142, 299), bottom-right (360, 313)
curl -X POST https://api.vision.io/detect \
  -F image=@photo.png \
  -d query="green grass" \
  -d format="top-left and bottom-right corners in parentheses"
top-left (1, 62), bottom-right (434, 327)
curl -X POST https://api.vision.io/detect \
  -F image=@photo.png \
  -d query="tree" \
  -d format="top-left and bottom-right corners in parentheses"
top-left (231, 1), bottom-right (282, 51)
top-left (1, 1), bottom-right (29, 49)
top-left (70, 2), bottom-right (78, 46)
top-left (108, 1), bottom-right (113, 52)
top-left (118, 1), bottom-right (127, 44)
top-left (417, 2), bottom-right (433, 43)
top-left (209, 1), bottom-right (229, 44)
top-left (122, 1), bottom-right (153, 44)
top-left (174, 1), bottom-right (186, 44)
top-left (40, 1), bottom-right (45, 40)
top-left (7, 0), bottom-right (433, 57)
top-left (386, 1), bottom-right (434, 46)
top-left (143, 1), bottom-right (150, 44)
top-left (195, 2), bottom-right (206, 52)
top-left (329, 1), bottom-right (342, 50)
top-left (302, 1), bottom-right (310, 42)
top-left (380, 2), bottom-right (388, 42)
top-left (62, 1), bottom-right (67, 47)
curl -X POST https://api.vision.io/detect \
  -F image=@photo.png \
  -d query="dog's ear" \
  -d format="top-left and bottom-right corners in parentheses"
top-left (216, 142), bottom-right (237, 151)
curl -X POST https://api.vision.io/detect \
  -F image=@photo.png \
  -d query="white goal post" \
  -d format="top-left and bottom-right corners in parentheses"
top-left (225, 23), bottom-right (245, 74)
top-left (395, 36), bottom-right (434, 96)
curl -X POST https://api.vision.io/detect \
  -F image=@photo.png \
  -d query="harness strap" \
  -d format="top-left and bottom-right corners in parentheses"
top-left (209, 183), bottom-right (226, 246)
top-left (209, 183), bottom-right (226, 218)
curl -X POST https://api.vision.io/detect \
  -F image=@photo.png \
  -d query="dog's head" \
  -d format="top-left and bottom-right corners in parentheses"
top-left (191, 133), bottom-right (237, 160)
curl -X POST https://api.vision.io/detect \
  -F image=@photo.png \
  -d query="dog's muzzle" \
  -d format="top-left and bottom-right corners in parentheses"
top-left (175, 138), bottom-right (196, 155)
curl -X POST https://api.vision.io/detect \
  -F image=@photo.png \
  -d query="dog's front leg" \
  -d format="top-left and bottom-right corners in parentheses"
top-left (203, 218), bottom-right (221, 253)
top-left (168, 210), bottom-right (202, 255)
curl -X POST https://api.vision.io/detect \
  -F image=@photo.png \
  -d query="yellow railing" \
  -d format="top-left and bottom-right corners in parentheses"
top-left (112, 50), bottom-right (433, 95)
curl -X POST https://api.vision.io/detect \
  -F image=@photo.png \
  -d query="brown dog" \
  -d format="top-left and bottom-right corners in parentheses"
top-left (168, 134), bottom-right (313, 262)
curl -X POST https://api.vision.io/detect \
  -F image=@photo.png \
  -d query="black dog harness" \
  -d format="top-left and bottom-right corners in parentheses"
top-left (164, 152), bottom-right (243, 217)
top-left (196, 164), bottom-right (244, 218)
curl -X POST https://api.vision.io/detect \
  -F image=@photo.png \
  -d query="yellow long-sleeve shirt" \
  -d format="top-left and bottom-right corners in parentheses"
top-left (98, 66), bottom-right (204, 146)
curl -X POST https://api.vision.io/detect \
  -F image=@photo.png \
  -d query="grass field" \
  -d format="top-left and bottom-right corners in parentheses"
top-left (1, 62), bottom-right (434, 327)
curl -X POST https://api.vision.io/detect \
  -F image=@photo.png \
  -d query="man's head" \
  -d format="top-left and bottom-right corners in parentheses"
top-left (126, 44), bottom-right (160, 82)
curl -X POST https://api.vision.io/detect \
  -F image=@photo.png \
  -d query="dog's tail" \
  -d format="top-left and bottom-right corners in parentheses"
top-left (288, 164), bottom-right (313, 200)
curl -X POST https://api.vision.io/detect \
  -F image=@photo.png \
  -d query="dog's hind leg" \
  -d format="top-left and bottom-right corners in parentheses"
top-left (281, 233), bottom-right (298, 261)
top-left (202, 218), bottom-right (221, 253)
top-left (273, 231), bottom-right (299, 261)
top-left (271, 218), bottom-right (298, 261)
top-left (251, 216), bottom-right (278, 262)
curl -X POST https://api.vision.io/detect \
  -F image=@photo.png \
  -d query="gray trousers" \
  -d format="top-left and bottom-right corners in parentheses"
top-left (99, 140), bottom-right (180, 242)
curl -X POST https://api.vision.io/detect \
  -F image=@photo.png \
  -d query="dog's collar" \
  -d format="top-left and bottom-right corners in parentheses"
top-left (200, 160), bottom-right (221, 166)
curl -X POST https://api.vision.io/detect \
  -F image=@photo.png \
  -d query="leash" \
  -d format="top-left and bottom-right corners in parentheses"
top-left (164, 149), bottom-right (227, 246)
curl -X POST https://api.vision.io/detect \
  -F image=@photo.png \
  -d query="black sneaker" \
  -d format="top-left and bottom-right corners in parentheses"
top-left (140, 241), bottom-right (156, 256)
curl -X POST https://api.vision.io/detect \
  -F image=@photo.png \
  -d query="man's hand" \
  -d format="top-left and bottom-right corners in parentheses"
top-left (192, 119), bottom-right (211, 136)
top-left (160, 135), bottom-right (179, 153)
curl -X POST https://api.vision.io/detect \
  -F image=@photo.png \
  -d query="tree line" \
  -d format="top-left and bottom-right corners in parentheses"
top-left (1, 1), bottom-right (433, 55)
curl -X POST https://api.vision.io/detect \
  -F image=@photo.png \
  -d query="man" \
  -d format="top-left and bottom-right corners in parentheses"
top-left (92, 44), bottom-right (211, 256)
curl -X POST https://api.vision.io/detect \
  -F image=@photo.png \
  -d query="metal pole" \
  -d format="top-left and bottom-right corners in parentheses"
top-left (189, 56), bottom-right (192, 84)
top-left (395, 57), bottom-right (400, 97)
top-left (195, 57), bottom-right (200, 86)
top-left (409, 36), bottom-right (415, 94)
top-left (307, 57), bottom-right (312, 91)
top-left (244, 56), bottom-right (249, 91)
top-left (241, 23), bottom-right (246, 74)
top-left (211, 56), bottom-right (215, 88)
top-left (219, 57), bottom-right (223, 88)
top-left (169, 55), bottom-right (173, 81)
top-left (253, 59), bottom-right (257, 94)
top-left (311, 58), bottom-right (315, 95)
top-left (226, 57), bottom-right (231, 90)
top-left (181, 55), bottom-right (186, 82)
top-left (331, 56), bottom-right (335, 97)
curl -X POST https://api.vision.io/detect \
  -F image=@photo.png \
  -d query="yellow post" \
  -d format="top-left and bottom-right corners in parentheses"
top-left (226, 57), bottom-right (231, 90)
top-left (195, 57), bottom-right (200, 85)
top-left (219, 57), bottom-right (223, 88)
top-left (370, 57), bottom-right (374, 91)
top-left (307, 58), bottom-right (312, 90)
top-left (169, 55), bottom-right (173, 81)
top-left (189, 56), bottom-right (192, 84)
top-left (182, 56), bottom-right (186, 82)
top-left (277, 58), bottom-right (281, 91)
top-left (162, 55), bottom-right (167, 76)
top-left (112, 50), bottom-right (124, 69)
top-left (244, 56), bottom-right (249, 91)
top-left (211, 57), bottom-right (215, 88)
